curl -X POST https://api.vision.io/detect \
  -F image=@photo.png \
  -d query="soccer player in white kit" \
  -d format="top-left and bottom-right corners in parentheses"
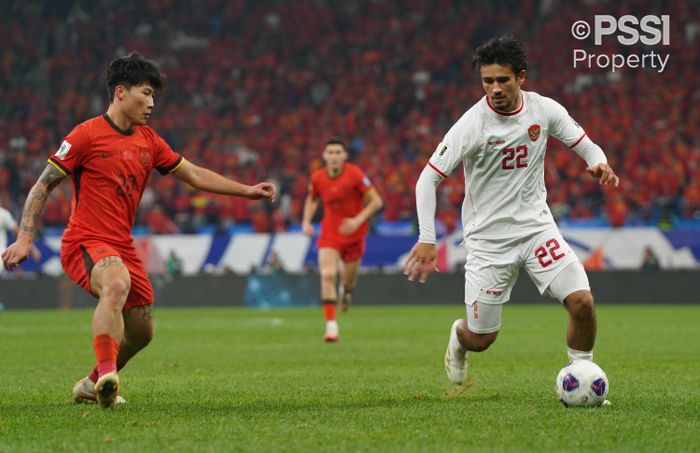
top-left (403, 36), bottom-right (619, 385)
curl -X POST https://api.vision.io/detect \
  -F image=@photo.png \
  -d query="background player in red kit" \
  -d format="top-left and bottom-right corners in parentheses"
top-left (1, 52), bottom-right (276, 408)
top-left (302, 139), bottom-right (383, 341)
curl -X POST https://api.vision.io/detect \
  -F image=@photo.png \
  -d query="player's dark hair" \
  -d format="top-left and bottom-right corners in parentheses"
top-left (106, 52), bottom-right (166, 102)
top-left (472, 35), bottom-right (528, 75)
top-left (324, 138), bottom-right (348, 151)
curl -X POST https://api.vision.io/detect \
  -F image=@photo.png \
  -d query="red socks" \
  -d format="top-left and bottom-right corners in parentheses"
top-left (93, 334), bottom-right (119, 379)
top-left (323, 300), bottom-right (336, 321)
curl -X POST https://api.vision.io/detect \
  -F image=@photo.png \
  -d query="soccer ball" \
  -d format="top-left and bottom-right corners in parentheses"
top-left (555, 360), bottom-right (609, 407)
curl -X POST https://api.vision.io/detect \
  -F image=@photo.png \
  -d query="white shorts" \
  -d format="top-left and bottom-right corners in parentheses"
top-left (463, 227), bottom-right (590, 334)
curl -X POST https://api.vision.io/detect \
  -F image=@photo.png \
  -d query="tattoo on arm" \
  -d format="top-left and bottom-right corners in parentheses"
top-left (38, 164), bottom-right (66, 191)
top-left (18, 165), bottom-right (65, 238)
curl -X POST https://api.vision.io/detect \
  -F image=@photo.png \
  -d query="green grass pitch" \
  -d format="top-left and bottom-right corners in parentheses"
top-left (1, 304), bottom-right (698, 452)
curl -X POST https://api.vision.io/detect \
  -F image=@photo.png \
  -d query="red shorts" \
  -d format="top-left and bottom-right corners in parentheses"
top-left (317, 236), bottom-right (366, 262)
top-left (61, 239), bottom-right (154, 310)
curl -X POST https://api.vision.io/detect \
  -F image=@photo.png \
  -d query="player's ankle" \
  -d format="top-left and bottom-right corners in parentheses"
top-left (567, 347), bottom-right (593, 363)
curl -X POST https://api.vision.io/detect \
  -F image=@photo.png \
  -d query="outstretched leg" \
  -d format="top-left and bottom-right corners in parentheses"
top-left (89, 255), bottom-right (131, 408)
top-left (445, 301), bottom-right (500, 385)
top-left (75, 304), bottom-right (154, 404)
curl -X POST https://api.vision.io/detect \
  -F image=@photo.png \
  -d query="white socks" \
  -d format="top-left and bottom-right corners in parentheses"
top-left (567, 347), bottom-right (593, 363)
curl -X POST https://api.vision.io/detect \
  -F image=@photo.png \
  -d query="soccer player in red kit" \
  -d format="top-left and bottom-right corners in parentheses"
top-left (2, 52), bottom-right (276, 408)
top-left (302, 139), bottom-right (383, 341)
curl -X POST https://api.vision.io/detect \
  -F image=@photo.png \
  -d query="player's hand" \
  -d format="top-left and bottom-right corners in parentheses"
top-left (403, 242), bottom-right (439, 283)
top-left (586, 163), bottom-right (619, 187)
top-left (245, 182), bottom-right (277, 202)
top-left (339, 217), bottom-right (361, 235)
top-left (302, 222), bottom-right (314, 236)
top-left (2, 239), bottom-right (32, 271)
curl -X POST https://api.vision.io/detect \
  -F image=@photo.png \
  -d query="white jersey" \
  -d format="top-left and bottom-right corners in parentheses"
top-left (428, 90), bottom-right (604, 241)
top-left (0, 206), bottom-right (18, 254)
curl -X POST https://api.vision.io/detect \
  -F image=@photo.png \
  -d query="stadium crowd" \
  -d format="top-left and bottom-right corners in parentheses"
top-left (1, 0), bottom-right (698, 235)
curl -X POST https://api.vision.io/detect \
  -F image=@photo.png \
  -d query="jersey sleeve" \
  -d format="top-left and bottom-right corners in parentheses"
top-left (544, 97), bottom-right (588, 149)
top-left (47, 124), bottom-right (91, 176)
top-left (309, 172), bottom-right (320, 198)
top-left (353, 166), bottom-right (373, 194)
top-left (151, 131), bottom-right (183, 175)
top-left (428, 107), bottom-right (481, 178)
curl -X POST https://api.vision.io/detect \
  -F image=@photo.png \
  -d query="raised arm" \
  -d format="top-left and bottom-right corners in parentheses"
top-left (173, 159), bottom-right (276, 201)
top-left (2, 164), bottom-right (65, 269)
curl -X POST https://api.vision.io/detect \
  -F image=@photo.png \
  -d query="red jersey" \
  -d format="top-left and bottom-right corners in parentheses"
top-left (48, 115), bottom-right (182, 247)
top-left (310, 163), bottom-right (372, 243)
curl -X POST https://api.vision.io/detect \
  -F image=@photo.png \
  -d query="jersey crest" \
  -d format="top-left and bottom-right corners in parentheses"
top-left (528, 124), bottom-right (541, 142)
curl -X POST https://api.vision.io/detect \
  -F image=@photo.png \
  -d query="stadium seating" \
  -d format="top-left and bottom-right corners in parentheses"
top-left (1, 1), bottom-right (697, 233)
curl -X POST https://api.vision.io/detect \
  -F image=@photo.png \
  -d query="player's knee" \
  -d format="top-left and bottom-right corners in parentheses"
top-left (101, 278), bottom-right (131, 302)
top-left (566, 290), bottom-right (595, 319)
top-left (320, 270), bottom-right (337, 285)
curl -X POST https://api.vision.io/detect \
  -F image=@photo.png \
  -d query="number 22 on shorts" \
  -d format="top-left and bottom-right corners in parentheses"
top-left (534, 239), bottom-right (565, 268)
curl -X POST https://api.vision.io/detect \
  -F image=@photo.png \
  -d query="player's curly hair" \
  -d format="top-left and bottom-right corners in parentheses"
top-left (106, 52), bottom-right (166, 102)
top-left (472, 35), bottom-right (528, 74)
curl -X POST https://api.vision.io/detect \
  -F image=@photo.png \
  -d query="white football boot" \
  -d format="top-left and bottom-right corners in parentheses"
top-left (444, 319), bottom-right (468, 385)
top-left (73, 376), bottom-right (126, 405)
top-left (94, 372), bottom-right (121, 409)
top-left (324, 320), bottom-right (340, 342)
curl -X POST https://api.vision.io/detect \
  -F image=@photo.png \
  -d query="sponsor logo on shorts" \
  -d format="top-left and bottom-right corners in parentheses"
top-left (482, 289), bottom-right (503, 296)
top-left (473, 300), bottom-right (479, 319)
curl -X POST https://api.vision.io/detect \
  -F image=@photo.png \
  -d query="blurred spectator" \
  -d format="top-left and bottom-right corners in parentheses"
top-left (641, 246), bottom-right (661, 271)
top-left (165, 250), bottom-right (184, 278)
top-left (1, 1), bottom-right (698, 232)
top-left (265, 251), bottom-right (286, 274)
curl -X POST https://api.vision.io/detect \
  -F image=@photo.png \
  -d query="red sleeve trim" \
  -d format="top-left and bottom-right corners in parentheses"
top-left (428, 162), bottom-right (447, 178)
top-left (569, 132), bottom-right (587, 149)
